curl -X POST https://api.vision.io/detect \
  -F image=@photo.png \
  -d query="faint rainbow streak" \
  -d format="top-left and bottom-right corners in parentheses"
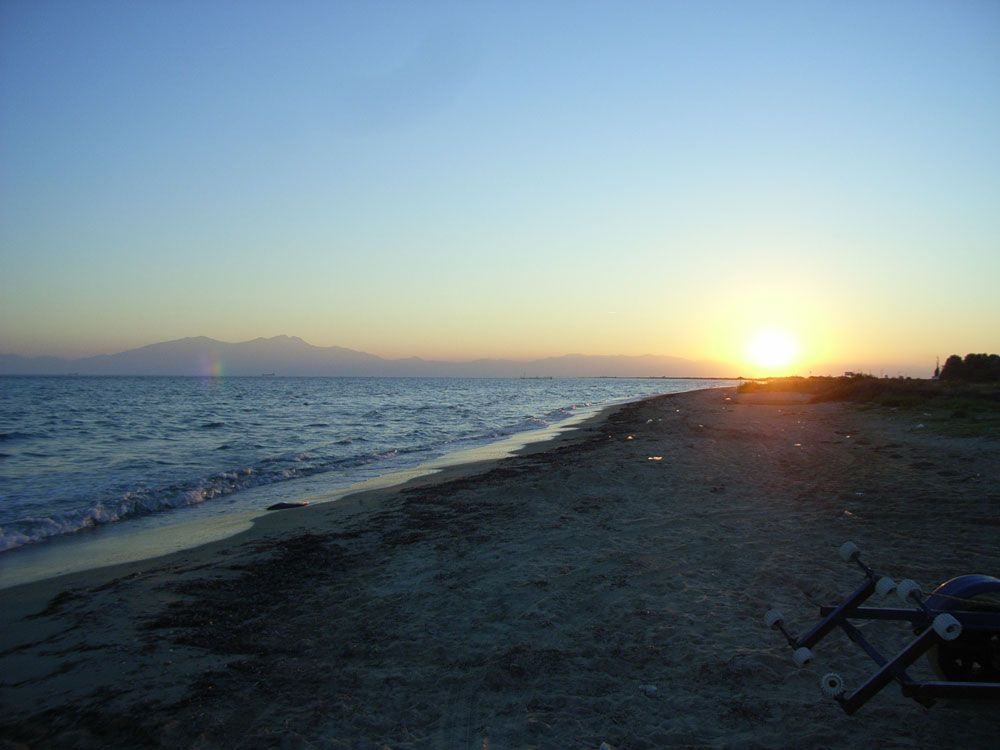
top-left (196, 354), bottom-right (225, 377)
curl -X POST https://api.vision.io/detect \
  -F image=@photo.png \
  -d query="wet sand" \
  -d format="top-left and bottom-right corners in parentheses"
top-left (1, 387), bottom-right (998, 748)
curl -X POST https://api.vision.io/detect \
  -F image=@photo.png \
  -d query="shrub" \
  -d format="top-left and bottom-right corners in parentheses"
top-left (940, 353), bottom-right (1000, 382)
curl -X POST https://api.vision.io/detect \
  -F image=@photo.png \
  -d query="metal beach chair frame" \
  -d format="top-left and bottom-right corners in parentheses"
top-left (765, 542), bottom-right (1000, 715)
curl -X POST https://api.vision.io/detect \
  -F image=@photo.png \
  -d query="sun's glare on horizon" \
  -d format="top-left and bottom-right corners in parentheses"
top-left (746, 328), bottom-right (798, 375)
top-left (0, 3), bottom-right (998, 376)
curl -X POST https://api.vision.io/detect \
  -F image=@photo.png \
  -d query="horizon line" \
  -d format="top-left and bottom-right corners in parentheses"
top-left (1, 333), bottom-right (717, 364)
top-left (0, 333), bottom-right (949, 372)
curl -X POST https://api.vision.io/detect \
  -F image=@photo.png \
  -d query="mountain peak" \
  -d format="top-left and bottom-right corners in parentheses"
top-left (248, 334), bottom-right (303, 343)
top-left (0, 336), bottom-right (731, 377)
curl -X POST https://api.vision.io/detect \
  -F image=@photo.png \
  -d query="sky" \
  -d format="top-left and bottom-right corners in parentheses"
top-left (1, 0), bottom-right (998, 376)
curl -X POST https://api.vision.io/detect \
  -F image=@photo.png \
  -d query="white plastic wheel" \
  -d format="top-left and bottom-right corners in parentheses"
top-left (838, 541), bottom-right (860, 563)
top-left (875, 576), bottom-right (897, 598)
top-left (764, 609), bottom-right (784, 629)
top-left (792, 647), bottom-right (814, 667)
top-left (932, 613), bottom-right (963, 642)
top-left (926, 588), bottom-right (1000, 681)
top-left (896, 579), bottom-right (923, 603)
top-left (820, 672), bottom-right (845, 698)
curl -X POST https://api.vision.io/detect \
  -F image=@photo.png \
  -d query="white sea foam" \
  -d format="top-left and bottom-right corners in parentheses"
top-left (0, 376), bottom-right (735, 552)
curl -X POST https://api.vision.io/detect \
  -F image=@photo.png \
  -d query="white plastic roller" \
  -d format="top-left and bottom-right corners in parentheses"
top-left (792, 647), bottom-right (814, 667)
top-left (896, 579), bottom-right (923, 603)
top-left (764, 609), bottom-right (784, 629)
top-left (820, 672), bottom-right (845, 697)
top-left (875, 576), bottom-right (897, 598)
top-left (932, 613), bottom-right (962, 642)
top-left (838, 541), bottom-right (860, 563)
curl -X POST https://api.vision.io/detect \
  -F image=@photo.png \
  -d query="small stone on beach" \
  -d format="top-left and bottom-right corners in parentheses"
top-left (265, 501), bottom-right (309, 511)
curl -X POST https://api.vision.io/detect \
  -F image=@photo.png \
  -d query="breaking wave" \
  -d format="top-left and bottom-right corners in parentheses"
top-left (0, 376), bottom-right (729, 553)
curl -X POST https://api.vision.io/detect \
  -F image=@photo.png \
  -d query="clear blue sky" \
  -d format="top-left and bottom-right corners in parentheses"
top-left (2, 1), bottom-right (998, 374)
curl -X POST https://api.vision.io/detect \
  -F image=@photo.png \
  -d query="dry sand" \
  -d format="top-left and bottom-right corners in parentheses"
top-left (1, 386), bottom-right (998, 749)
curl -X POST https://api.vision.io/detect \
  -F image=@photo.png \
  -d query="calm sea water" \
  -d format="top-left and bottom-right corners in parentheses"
top-left (0, 376), bottom-right (729, 552)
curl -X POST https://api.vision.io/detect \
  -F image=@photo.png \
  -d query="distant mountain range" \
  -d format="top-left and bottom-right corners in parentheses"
top-left (0, 336), bottom-right (735, 378)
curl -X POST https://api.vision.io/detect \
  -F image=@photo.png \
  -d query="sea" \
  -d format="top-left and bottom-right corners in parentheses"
top-left (0, 376), bottom-right (731, 581)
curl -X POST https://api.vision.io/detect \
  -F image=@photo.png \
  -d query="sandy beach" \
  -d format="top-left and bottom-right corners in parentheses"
top-left (1, 386), bottom-right (998, 749)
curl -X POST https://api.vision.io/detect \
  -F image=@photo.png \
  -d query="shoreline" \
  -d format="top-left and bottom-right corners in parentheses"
top-left (2, 386), bottom-right (997, 748)
top-left (0, 386), bottom-right (669, 591)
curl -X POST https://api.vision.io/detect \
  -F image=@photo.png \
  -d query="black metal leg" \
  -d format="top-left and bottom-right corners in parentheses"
top-left (904, 681), bottom-right (1000, 700)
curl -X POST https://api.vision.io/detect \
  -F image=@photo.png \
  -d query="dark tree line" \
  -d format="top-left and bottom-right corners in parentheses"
top-left (939, 353), bottom-right (1000, 382)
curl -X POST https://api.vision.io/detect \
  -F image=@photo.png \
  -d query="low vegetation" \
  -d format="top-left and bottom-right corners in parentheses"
top-left (737, 370), bottom-right (1000, 439)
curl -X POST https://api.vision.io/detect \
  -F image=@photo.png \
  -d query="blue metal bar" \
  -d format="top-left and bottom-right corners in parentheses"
top-left (840, 627), bottom-right (939, 715)
top-left (839, 620), bottom-right (890, 668)
top-left (819, 606), bottom-right (1000, 630)
top-left (819, 605), bottom-right (924, 623)
top-left (797, 578), bottom-right (876, 649)
top-left (839, 621), bottom-right (935, 708)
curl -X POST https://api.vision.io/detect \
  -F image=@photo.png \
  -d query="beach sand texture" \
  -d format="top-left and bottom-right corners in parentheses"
top-left (1, 387), bottom-right (998, 748)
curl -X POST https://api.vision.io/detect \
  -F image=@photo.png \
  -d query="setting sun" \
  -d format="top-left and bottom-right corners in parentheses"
top-left (746, 328), bottom-right (798, 372)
